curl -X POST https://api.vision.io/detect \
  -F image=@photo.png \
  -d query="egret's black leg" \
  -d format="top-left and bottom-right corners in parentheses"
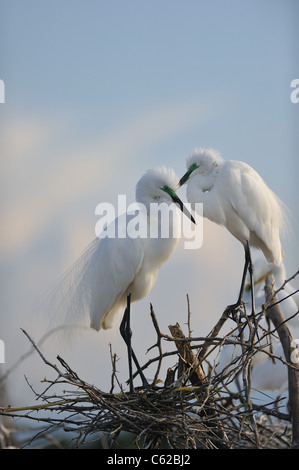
top-left (228, 242), bottom-right (251, 321)
top-left (229, 241), bottom-right (258, 335)
top-left (237, 245), bottom-right (250, 309)
top-left (120, 295), bottom-right (134, 393)
top-left (246, 241), bottom-right (256, 319)
top-left (245, 242), bottom-right (261, 341)
top-left (120, 294), bottom-right (149, 392)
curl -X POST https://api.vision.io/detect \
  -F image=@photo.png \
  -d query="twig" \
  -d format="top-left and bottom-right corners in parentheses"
top-left (168, 323), bottom-right (207, 386)
top-left (147, 304), bottom-right (164, 386)
top-left (197, 307), bottom-right (231, 363)
top-left (186, 294), bottom-right (192, 337)
top-left (20, 329), bottom-right (67, 379)
top-left (109, 344), bottom-right (122, 394)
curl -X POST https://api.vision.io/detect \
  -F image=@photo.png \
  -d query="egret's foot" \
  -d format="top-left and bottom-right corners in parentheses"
top-left (138, 376), bottom-right (151, 392)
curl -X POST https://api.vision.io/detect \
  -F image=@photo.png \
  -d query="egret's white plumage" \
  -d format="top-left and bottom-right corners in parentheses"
top-left (244, 258), bottom-right (299, 335)
top-left (251, 340), bottom-right (299, 394)
top-left (179, 147), bottom-right (288, 314)
top-left (43, 166), bottom-right (191, 333)
top-left (180, 147), bottom-right (286, 265)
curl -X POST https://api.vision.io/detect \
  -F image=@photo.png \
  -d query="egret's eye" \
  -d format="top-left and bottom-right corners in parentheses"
top-left (189, 162), bottom-right (199, 172)
top-left (161, 185), bottom-right (179, 201)
top-left (160, 185), bottom-right (171, 194)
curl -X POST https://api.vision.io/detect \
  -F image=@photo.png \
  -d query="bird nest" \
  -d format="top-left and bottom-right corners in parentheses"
top-left (1, 274), bottom-right (299, 450)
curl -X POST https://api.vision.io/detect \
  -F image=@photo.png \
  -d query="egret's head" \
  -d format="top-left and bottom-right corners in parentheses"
top-left (136, 166), bottom-right (179, 204)
top-left (179, 147), bottom-right (223, 186)
top-left (136, 166), bottom-right (195, 223)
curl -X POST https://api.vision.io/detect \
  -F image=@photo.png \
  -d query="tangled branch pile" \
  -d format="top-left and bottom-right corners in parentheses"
top-left (1, 273), bottom-right (298, 449)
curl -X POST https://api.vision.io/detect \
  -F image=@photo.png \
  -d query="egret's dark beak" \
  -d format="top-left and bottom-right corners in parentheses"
top-left (179, 171), bottom-right (191, 187)
top-left (171, 194), bottom-right (196, 224)
top-left (179, 163), bottom-right (199, 187)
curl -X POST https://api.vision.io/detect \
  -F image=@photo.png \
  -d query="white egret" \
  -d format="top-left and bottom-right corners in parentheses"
top-left (245, 258), bottom-right (299, 392)
top-left (243, 258), bottom-right (299, 336)
top-left (251, 340), bottom-right (299, 395)
top-left (41, 166), bottom-right (195, 392)
top-left (217, 259), bottom-right (299, 393)
top-left (179, 147), bottom-right (287, 316)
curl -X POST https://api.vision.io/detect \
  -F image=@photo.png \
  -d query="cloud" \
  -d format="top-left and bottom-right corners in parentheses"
top-left (0, 94), bottom-right (223, 256)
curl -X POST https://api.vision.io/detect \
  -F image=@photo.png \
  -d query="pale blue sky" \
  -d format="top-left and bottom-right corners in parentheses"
top-left (2, 1), bottom-right (298, 195)
top-left (0, 1), bottom-right (298, 407)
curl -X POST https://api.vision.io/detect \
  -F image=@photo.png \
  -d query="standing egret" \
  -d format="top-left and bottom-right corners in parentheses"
top-left (251, 340), bottom-right (299, 395)
top-left (246, 261), bottom-right (299, 394)
top-left (42, 166), bottom-right (195, 392)
top-left (179, 147), bottom-right (287, 317)
top-left (217, 259), bottom-right (299, 381)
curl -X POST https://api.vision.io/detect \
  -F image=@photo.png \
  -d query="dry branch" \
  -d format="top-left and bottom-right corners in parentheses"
top-left (265, 274), bottom-right (299, 448)
top-left (168, 322), bottom-right (207, 387)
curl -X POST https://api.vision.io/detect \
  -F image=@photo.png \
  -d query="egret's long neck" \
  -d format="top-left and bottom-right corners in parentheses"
top-left (187, 172), bottom-right (218, 203)
top-left (186, 167), bottom-right (224, 224)
top-left (188, 158), bottom-right (223, 198)
top-left (199, 172), bottom-right (218, 192)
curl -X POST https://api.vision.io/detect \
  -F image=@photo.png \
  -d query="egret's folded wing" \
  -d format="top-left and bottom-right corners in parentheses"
top-left (86, 234), bottom-right (144, 329)
top-left (38, 231), bottom-right (144, 332)
top-left (224, 161), bottom-right (286, 263)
